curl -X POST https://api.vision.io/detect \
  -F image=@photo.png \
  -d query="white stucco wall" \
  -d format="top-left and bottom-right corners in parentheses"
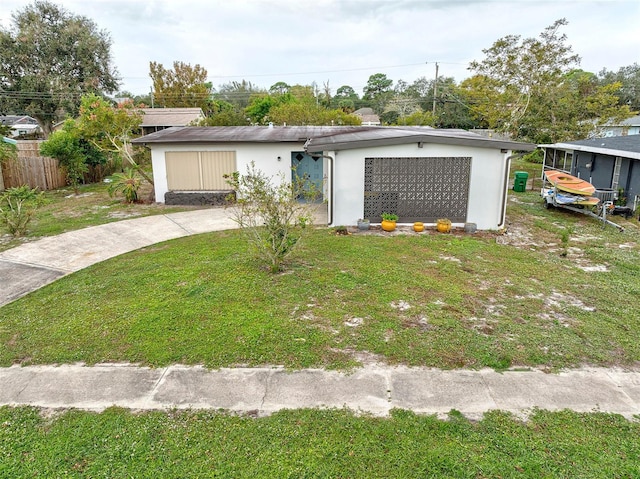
top-left (149, 140), bottom-right (510, 230)
top-left (150, 142), bottom-right (313, 203)
top-left (329, 142), bottom-right (510, 230)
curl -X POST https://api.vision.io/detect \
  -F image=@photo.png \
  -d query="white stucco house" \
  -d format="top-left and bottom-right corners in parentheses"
top-left (133, 126), bottom-right (534, 230)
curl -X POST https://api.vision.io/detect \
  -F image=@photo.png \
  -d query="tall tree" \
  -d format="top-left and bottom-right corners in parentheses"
top-left (334, 85), bottom-right (360, 112)
top-left (468, 19), bottom-right (580, 135)
top-left (431, 78), bottom-right (479, 129)
top-left (215, 80), bottom-right (265, 109)
top-left (197, 99), bottom-right (249, 126)
top-left (598, 63), bottom-right (640, 110)
top-left (149, 61), bottom-right (211, 109)
top-left (269, 82), bottom-right (290, 95)
top-left (362, 73), bottom-right (393, 115)
top-left (466, 19), bottom-right (633, 142)
top-left (0, 1), bottom-right (119, 137)
top-left (385, 79), bottom-right (421, 124)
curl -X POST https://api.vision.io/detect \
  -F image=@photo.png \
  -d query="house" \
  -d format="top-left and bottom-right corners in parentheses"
top-left (133, 126), bottom-right (534, 230)
top-left (352, 108), bottom-right (381, 126)
top-left (599, 114), bottom-right (640, 138)
top-left (139, 108), bottom-right (205, 136)
top-left (540, 135), bottom-right (640, 208)
top-left (0, 115), bottom-right (41, 138)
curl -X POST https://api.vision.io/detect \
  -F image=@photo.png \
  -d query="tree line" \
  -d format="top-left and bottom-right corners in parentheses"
top-left (1, 1), bottom-right (638, 147)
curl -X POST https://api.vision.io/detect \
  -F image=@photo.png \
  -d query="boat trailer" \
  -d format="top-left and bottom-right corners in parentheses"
top-left (541, 186), bottom-right (625, 232)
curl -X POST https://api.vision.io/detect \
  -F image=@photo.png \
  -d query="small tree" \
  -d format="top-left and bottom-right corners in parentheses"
top-left (224, 162), bottom-right (321, 273)
top-left (77, 94), bottom-right (153, 186)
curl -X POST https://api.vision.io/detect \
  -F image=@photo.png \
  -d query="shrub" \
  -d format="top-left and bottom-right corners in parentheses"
top-left (0, 186), bottom-right (45, 237)
top-left (39, 128), bottom-right (88, 194)
top-left (523, 149), bottom-right (544, 164)
top-left (224, 162), bottom-right (321, 273)
top-left (0, 141), bottom-right (18, 165)
top-left (108, 168), bottom-right (142, 203)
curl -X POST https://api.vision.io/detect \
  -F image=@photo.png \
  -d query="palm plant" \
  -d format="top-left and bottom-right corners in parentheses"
top-left (108, 168), bottom-right (142, 203)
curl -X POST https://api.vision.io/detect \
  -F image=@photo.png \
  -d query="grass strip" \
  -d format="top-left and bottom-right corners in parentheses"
top-left (1, 406), bottom-right (638, 478)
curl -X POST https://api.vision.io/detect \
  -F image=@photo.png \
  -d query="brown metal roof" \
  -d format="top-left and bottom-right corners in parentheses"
top-left (133, 126), bottom-right (375, 144)
top-left (133, 125), bottom-right (535, 151)
top-left (306, 127), bottom-right (536, 152)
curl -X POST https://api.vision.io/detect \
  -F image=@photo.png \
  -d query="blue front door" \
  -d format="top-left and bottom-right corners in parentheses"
top-left (292, 151), bottom-right (323, 200)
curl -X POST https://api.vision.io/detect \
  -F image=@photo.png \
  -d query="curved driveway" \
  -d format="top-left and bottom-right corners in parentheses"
top-left (0, 208), bottom-right (237, 307)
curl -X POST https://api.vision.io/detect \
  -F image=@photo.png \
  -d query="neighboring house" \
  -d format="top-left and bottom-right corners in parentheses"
top-left (540, 135), bottom-right (640, 208)
top-left (133, 126), bottom-right (534, 230)
top-left (140, 108), bottom-right (205, 136)
top-left (353, 108), bottom-right (381, 126)
top-left (0, 115), bottom-right (41, 137)
top-left (599, 114), bottom-right (640, 138)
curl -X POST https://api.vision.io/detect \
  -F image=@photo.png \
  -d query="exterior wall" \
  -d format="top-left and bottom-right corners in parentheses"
top-left (150, 141), bottom-right (310, 203)
top-left (150, 140), bottom-right (510, 230)
top-left (330, 142), bottom-right (509, 230)
top-left (573, 151), bottom-right (615, 188)
top-left (626, 161), bottom-right (640, 206)
top-left (564, 149), bottom-right (640, 208)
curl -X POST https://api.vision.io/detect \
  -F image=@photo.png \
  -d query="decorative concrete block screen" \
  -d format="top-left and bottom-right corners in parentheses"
top-left (364, 157), bottom-right (471, 223)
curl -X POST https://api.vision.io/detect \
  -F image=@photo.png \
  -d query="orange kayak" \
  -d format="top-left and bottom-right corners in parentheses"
top-left (544, 170), bottom-right (596, 196)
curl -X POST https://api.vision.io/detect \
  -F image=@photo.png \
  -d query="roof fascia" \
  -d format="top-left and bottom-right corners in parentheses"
top-left (540, 143), bottom-right (640, 160)
top-left (310, 134), bottom-right (534, 152)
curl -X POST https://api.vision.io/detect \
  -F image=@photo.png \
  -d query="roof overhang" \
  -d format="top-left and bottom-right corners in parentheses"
top-left (540, 142), bottom-right (640, 161)
top-left (306, 128), bottom-right (535, 152)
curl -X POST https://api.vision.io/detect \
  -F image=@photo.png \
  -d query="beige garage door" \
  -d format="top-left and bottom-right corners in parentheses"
top-left (166, 151), bottom-right (236, 190)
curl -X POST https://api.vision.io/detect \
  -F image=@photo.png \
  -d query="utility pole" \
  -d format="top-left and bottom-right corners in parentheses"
top-left (432, 62), bottom-right (439, 116)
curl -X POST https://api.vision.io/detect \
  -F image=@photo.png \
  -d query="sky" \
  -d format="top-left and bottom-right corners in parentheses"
top-left (1, 0), bottom-right (639, 97)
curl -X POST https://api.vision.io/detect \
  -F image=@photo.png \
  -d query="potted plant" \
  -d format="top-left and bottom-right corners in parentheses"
top-left (413, 221), bottom-right (425, 232)
top-left (381, 212), bottom-right (398, 232)
top-left (357, 218), bottom-right (370, 230)
top-left (436, 218), bottom-right (452, 233)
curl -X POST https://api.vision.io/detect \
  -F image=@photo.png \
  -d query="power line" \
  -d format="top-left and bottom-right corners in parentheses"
top-left (119, 61), bottom-right (466, 81)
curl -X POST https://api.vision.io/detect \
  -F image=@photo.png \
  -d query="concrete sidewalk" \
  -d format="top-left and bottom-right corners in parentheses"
top-left (0, 208), bottom-right (238, 307)
top-left (1, 364), bottom-right (639, 418)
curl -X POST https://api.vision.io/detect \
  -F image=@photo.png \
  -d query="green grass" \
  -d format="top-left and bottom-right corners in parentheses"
top-left (1, 191), bottom-right (639, 370)
top-left (1, 406), bottom-right (638, 478)
top-left (0, 180), bottom-right (194, 252)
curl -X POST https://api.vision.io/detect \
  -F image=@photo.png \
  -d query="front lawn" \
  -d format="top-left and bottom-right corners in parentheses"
top-left (1, 191), bottom-right (638, 370)
top-left (0, 180), bottom-right (194, 252)
top-left (1, 406), bottom-right (638, 478)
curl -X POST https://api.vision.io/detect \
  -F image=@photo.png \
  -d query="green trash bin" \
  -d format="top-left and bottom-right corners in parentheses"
top-left (513, 171), bottom-right (528, 192)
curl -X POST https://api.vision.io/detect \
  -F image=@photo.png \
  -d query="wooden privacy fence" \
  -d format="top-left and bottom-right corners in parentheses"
top-left (0, 140), bottom-right (66, 191)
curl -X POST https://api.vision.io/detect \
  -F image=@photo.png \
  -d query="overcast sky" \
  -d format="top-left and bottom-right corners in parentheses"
top-left (2, 0), bottom-right (638, 96)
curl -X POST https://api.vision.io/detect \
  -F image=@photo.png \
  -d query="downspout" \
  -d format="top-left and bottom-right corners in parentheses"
top-left (304, 139), bottom-right (333, 226)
